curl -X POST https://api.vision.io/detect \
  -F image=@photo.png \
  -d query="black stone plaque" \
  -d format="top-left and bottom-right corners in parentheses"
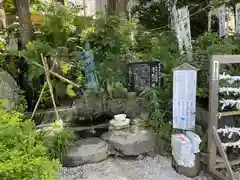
top-left (128, 61), bottom-right (164, 92)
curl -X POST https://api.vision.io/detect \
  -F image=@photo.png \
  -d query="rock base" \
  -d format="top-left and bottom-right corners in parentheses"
top-left (63, 137), bottom-right (108, 167)
top-left (101, 129), bottom-right (155, 156)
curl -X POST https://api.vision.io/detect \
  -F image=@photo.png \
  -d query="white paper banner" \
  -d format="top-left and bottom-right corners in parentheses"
top-left (236, 3), bottom-right (240, 34)
top-left (174, 6), bottom-right (192, 54)
top-left (219, 5), bottom-right (226, 37)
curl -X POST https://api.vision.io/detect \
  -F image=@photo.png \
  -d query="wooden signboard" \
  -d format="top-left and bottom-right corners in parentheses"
top-left (172, 63), bottom-right (198, 130)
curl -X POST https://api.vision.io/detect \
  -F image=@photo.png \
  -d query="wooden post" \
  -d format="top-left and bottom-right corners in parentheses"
top-left (208, 56), bottom-right (219, 171)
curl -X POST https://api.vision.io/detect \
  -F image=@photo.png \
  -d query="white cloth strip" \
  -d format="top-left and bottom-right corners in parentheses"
top-left (220, 72), bottom-right (240, 84)
top-left (222, 140), bottom-right (240, 149)
top-left (219, 99), bottom-right (240, 110)
top-left (219, 87), bottom-right (240, 95)
top-left (217, 126), bottom-right (240, 138)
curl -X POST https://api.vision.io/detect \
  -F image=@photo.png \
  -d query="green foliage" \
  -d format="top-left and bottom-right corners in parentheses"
top-left (38, 129), bottom-right (75, 162)
top-left (132, 1), bottom-right (170, 30)
top-left (80, 15), bottom-right (137, 98)
top-left (38, 84), bottom-right (51, 109)
top-left (140, 87), bottom-right (172, 155)
top-left (0, 109), bottom-right (60, 180)
top-left (38, 4), bottom-right (78, 48)
top-left (20, 4), bottom-right (82, 80)
top-left (132, 0), bottom-right (238, 38)
top-left (2, 3), bottom-right (85, 108)
top-left (134, 31), bottom-right (180, 68)
top-left (4, 0), bottom-right (44, 14)
top-left (191, 32), bottom-right (237, 100)
top-left (136, 29), bottom-right (185, 155)
top-left (12, 94), bottom-right (28, 113)
top-left (3, 0), bottom-right (15, 14)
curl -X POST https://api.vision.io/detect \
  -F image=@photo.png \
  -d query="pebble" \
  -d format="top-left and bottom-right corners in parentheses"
top-left (58, 155), bottom-right (215, 180)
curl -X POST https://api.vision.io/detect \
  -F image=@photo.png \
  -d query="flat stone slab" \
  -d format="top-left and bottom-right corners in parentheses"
top-left (63, 137), bottom-right (108, 167)
top-left (101, 130), bottom-right (155, 156)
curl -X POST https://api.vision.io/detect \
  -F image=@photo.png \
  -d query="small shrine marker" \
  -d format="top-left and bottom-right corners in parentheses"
top-left (172, 63), bottom-right (198, 130)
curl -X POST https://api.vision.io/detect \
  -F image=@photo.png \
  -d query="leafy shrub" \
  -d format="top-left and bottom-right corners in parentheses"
top-left (191, 32), bottom-right (237, 101)
top-left (140, 87), bottom-right (172, 155)
top-left (131, 1), bottom-right (170, 30)
top-left (1, 3), bottom-right (85, 109)
top-left (134, 31), bottom-right (179, 63)
top-left (4, 0), bottom-right (46, 14)
top-left (38, 129), bottom-right (75, 162)
top-left (0, 109), bottom-right (61, 180)
top-left (136, 30), bottom-right (184, 155)
top-left (80, 15), bottom-right (137, 98)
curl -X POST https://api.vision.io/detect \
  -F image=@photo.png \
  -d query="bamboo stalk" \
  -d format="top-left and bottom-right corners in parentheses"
top-left (31, 82), bottom-right (47, 119)
top-left (32, 61), bottom-right (80, 88)
top-left (31, 60), bottom-right (57, 119)
top-left (31, 56), bottom-right (88, 103)
top-left (41, 54), bottom-right (60, 121)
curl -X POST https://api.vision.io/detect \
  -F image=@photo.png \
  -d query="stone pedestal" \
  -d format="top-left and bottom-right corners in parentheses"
top-left (171, 154), bottom-right (200, 177)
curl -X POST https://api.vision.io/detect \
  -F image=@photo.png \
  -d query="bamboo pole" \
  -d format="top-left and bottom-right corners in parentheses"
top-left (31, 60), bottom-right (57, 119)
top-left (41, 54), bottom-right (60, 121)
top-left (30, 54), bottom-right (88, 121)
top-left (31, 82), bottom-right (47, 119)
top-left (32, 61), bottom-right (80, 88)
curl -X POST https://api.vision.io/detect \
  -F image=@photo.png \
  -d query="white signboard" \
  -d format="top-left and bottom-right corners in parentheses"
top-left (219, 5), bottom-right (226, 37)
top-left (236, 3), bottom-right (240, 34)
top-left (174, 6), bottom-right (192, 55)
top-left (173, 66), bottom-right (197, 130)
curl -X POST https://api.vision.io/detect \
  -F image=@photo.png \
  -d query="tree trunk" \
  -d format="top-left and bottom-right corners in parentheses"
top-left (0, 0), bottom-right (6, 29)
top-left (15, 0), bottom-right (33, 47)
top-left (107, 0), bottom-right (129, 15)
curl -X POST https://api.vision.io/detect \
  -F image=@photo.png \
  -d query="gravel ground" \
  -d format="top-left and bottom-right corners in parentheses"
top-left (59, 155), bottom-right (213, 180)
